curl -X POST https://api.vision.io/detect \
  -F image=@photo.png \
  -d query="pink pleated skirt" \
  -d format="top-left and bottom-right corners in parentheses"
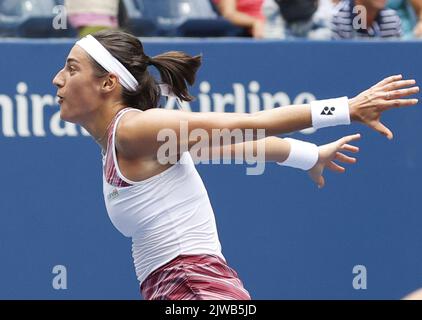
top-left (141, 254), bottom-right (251, 300)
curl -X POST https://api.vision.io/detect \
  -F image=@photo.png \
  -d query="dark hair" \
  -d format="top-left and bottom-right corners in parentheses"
top-left (89, 30), bottom-right (202, 110)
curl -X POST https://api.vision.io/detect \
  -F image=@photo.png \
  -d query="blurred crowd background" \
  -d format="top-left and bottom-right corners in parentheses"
top-left (0, 0), bottom-right (421, 40)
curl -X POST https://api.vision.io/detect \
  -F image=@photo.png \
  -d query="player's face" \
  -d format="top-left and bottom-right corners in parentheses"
top-left (52, 45), bottom-right (104, 124)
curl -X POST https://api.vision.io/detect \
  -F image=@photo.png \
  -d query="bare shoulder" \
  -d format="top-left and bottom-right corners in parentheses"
top-left (121, 108), bottom-right (189, 129)
top-left (114, 108), bottom-right (215, 159)
top-left (115, 108), bottom-right (184, 159)
top-left (112, 109), bottom-right (177, 179)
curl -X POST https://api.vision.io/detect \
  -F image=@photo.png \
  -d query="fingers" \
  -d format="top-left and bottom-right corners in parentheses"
top-left (369, 121), bottom-right (393, 140)
top-left (372, 74), bottom-right (402, 88)
top-left (327, 161), bottom-right (345, 173)
top-left (317, 175), bottom-right (325, 189)
top-left (381, 79), bottom-right (416, 92)
top-left (381, 98), bottom-right (419, 110)
top-left (339, 133), bottom-right (361, 145)
top-left (309, 171), bottom-right (325, 189)
top-left (340, 144), bottom-right (359, 153)
top-left (335, 152), bottom-right (357, 164)
top-left (383, 86), bottom-right (419, 100)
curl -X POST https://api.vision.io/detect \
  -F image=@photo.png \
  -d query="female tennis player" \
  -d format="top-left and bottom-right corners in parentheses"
top-left (52, 30), bottom-right (418, 300)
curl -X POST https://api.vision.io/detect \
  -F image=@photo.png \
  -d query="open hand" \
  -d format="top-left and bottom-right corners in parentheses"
top-left (308, 133), bottom-right (361, 188)
top-left (349, 75), bottom-right (419, 139)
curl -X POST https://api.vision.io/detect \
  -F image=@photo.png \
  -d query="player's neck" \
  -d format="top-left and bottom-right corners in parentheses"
top-left (81, 102), bottom-right (126, 151)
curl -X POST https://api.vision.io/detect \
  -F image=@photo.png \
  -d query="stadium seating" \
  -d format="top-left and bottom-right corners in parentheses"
top-left (0, 0), bottom-right (244, 38)
top-left (0, 0), bottom-right (75, 37)
top-left (133, 0), bottom-right (244, 37)
top-left (121, 0), bottom-right (157, 36)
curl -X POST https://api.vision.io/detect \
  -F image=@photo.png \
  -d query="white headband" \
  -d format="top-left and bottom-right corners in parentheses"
top-left (75, 34), bottom-right (176, 99)
top-left (76, 34), bottom-right (139, 91)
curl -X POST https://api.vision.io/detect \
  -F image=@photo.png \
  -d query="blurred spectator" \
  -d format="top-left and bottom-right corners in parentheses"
top-left (212, 0), bottom-right (265, 38)
top-left (332, 0), bottom-right (402, 39)
top-left (388, 0), bottom-right (422, 38)
top-left (0, 0), bottom-right (21, 17)
top-left (65, 0), bottom-right (121, 38)
top-left (263, 0), bottom-right (337, 39)
top-left (413, 0), bottom-right (422, 36)
top-left (314, 0), bottom-right (341, 25)
top-left (262, 0), bottom-right (284, 37)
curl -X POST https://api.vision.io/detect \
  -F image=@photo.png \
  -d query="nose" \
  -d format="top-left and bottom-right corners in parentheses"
top-left (52, 69), bottom-right (65, 88)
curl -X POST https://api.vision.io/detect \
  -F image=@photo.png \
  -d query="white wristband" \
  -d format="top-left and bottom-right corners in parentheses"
top-left (311, 96), bottom-right (350, 129)
top-left (277, 138), bottom-right (319, 171)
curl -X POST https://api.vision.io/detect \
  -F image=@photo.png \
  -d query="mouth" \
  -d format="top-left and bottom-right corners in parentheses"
top-left (56, 95), bottom-right (64, 104)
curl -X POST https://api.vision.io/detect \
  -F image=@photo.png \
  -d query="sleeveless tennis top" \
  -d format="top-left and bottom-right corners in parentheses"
top-left (102, 108), bottom-right (225, 285)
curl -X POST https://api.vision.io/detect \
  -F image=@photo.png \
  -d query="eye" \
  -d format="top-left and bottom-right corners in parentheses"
top-left (67, 65), bottom-right (76, 73)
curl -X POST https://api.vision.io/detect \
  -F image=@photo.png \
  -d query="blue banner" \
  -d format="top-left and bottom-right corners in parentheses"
top-left (0, 39), bottom-right (421, 299)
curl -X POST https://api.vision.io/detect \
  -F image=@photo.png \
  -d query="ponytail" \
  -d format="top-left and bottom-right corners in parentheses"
top-left (149, 51), bottom-right (202, 102)
top-left (90, 30), bottom-right (201, 110)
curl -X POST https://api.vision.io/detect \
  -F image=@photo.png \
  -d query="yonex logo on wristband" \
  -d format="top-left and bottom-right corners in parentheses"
top-left (311, 97), bottom-right (350, 129)
top-left (321, 106), bottom-right (336, 115)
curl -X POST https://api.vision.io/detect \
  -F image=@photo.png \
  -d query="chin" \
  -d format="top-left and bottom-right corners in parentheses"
top-left (59, 108), bottom-right (76, 124)
top-left (59, 108), bottom-right (68, 121)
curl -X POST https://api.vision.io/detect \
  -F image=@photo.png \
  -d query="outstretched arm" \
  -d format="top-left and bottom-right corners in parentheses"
top-left (209, 136), bottom-right (291, 163)
top-left (116, 75), bottom-right (417, 159)
top-left (252, 75), bottom-right (418, 139)
top-left (209, 134), bottom-right (360, 188)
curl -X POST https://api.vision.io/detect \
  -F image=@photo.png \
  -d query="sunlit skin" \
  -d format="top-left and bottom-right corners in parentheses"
top-left (53, 42), bottom-right (419, 188)
top-left (52, 45), bottom-right (125, 151)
